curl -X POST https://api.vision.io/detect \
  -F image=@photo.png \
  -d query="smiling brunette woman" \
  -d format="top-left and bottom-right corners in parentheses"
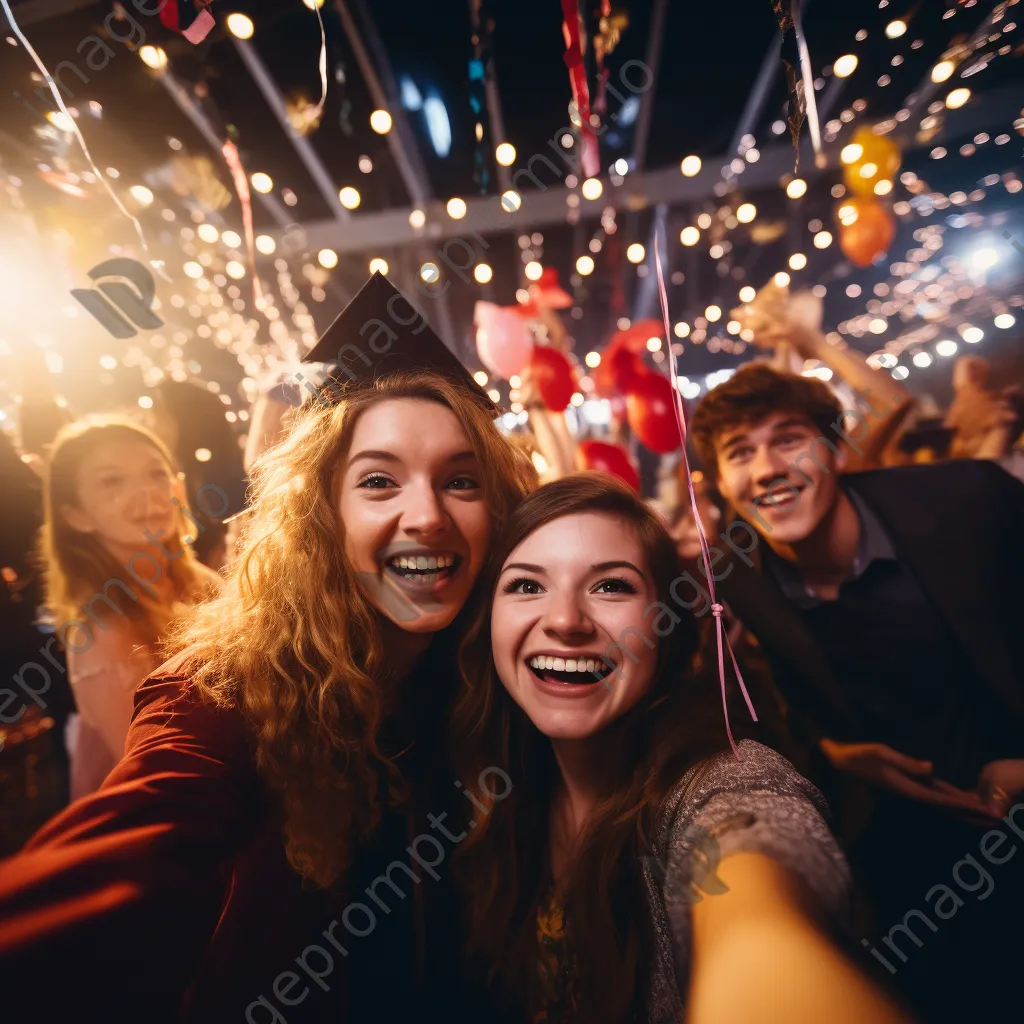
top-left (0, 279), bottom-right (536, 1024)
top-left (454, 474), bottom-right (910, 1024)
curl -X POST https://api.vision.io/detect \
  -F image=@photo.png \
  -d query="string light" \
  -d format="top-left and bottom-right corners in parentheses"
top-left (841, 143), bottom-right (864, 164)
top-left (705, 304), bottom-right (722, 322)
top-left (370, 110), bottom-right (392, 134)
top-left (736, 203), bottom-right (756, 223)
top-left (446, 197), bottom-right (467, 219)
top-left (473, 263), bottom-right (492, 284)
top-left (409, 208), bottom-right (426, 228)
top-left (931, 60), bottom-right (956, 83)
top-left (789, 253), bottom-right (807, 270)
top-left (674, 322), bottom-right (690, 338)
top-left (936, 340), bottom-right (958, 357)
top-left (226, 13), bottom-right (254, 39)
top-left (255, 235), bottom-right (276, 254)
top-left (946, 88), bottom-right (971, 109)
top-left (197, 223), bottom-right (219, 243)
top-left (581, 177), bottom-right (603, 200)
top-left (369, 258), bottom-right (389, 276)
top-left (501, 190), bottom-right (522, 212)
top-left (495, 142), bottom-right (516, 166)
top-left (250, 172), bottom-right (273, 193)
top-left (627, 243), bottom-right (646, 264)
top-left (738, 286), bottom-right (756, 303)
top-left (139, 45), bottom-right (168, 71)
top-left (576, 255), bottom-right (595, 275)
top-left (680, 226), bottom-right (700, 246)
top-left (774, 271), bottom-right (791, 287)
top-left (814, 230), bottom-right (833, 248)
top-left (339, 186), bottom-right (361, 209)
top-left (833, 54), bottom-right (858, 78)
top-left (885, 19), bottom-right (906, 39)
top-left (525, 261), bottom-right (543, 281)
top-left (786, 178), bottom-right (807, 199)
top-left (318, 248), bottom-right (338, 269)
top-left (222, 230), bottom-right (241, 248)
top-left (680, 155), bottom-right (701, 176)
top-left (420, 262), bottom-right (439, 283)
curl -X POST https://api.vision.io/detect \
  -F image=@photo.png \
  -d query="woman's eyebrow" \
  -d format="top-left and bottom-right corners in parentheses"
top-left (500, 562), bottom-right (546, 575)
top-left (591, 560), bottom-right (647, 578)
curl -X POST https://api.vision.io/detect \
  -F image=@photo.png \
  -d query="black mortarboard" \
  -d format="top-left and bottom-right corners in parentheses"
top-left (300, 272), bottom-right (497, 413)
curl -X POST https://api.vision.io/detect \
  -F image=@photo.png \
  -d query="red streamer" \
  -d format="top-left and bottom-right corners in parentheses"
top-left (560, 0), bottom-right (600, 179)
top-left (221, 140), bottom-right (264, 307)
top-left (652, 241), bottom-right (758, 757)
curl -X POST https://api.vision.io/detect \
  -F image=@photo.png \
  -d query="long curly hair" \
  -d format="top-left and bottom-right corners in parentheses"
top-left (40, 416), bottom-right (212, 648)
top-left (452, 473), bottom-right (731, 1023)
top-left (167, 371), bottom-right (536, 888)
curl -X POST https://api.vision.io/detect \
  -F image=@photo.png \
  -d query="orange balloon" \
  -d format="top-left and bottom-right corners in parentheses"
top-left (837, 198), bottom-right (896, 268)
top-left (843, 126), bottom-right (901, 196)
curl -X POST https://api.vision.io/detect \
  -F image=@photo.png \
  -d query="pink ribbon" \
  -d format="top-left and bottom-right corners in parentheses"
top-left (221, 140), bottom-right (264, 307)
top-left (653, 242), bottom-right (757, 757)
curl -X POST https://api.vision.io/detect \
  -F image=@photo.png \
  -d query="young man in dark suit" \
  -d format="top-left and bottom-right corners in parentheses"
top-left (691, 363), bottom-right (1024, 1024)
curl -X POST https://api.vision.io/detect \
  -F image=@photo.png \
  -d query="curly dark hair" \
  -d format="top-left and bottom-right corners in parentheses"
top-left (691, 362), bottom-right (844, 478)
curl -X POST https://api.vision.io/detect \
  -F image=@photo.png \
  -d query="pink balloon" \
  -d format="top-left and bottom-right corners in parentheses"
top-left (474, 302), bottom-right (534, 380)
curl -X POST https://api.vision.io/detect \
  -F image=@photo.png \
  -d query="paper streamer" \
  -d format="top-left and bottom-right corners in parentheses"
top-left (221, 140), bottom-right (265, 306)
top-left (652, 237), bottom-right (758, 757)
top-left (1, 0), bottom-right (167, 279)
top-left (560, 0), bottom-right (601, 179)
top-left (307, 0), bottom-right (328, 126)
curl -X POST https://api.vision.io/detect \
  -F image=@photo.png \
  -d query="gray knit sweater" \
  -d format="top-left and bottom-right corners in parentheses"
top-left (642, 740), bottom-right (851, 1023)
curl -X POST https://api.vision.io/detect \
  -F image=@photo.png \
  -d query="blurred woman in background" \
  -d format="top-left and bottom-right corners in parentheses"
top-left (40, 417), bottom-right (219, 797)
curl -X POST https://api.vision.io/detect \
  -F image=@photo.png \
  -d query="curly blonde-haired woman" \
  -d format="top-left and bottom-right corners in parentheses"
top-left (39, 417), bottom-right (220, 798)
top-left (0, 369), bottom-right (535, 1024)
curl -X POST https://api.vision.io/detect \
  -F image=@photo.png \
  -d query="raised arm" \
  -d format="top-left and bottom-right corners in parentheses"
top-left (0, 673), bottom-right (262, 1021)
top-left (687, 851), bottom-right (909, 1024)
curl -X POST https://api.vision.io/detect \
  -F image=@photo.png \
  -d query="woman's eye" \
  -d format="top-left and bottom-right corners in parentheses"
top-left (99, 476), bottom-right (124, 488)
top-left (447, 475), bottom-right (481, 491)
top-left (502, 576), bottom-right (544, 595)
top-left (593, 577), bottom-right (637, 595)
top-left (358, 473), bottom-right (395, 489)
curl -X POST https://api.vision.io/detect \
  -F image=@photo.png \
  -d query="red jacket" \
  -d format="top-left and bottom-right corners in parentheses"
top-left (0, 671), bottom-right (475, 1023)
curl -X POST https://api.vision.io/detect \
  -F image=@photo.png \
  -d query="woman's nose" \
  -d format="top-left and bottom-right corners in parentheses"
top-left (541, 589), bottom-right (594, 638)
top-left (402, 483), bottom-right (449, 535)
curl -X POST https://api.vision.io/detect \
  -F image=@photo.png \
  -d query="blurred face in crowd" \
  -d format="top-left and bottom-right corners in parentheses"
top-left (61, 439), bottom-right (178, 556)
top-left (338, 398), bottom-right (491, 635)
top-left (491, 512), bottom-right (659, 741)
top-left (714, 411), bottom-right (846, 546)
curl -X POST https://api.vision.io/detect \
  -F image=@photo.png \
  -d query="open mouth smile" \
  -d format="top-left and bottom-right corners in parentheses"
top-left (752, 484), bottom-right (805, 509)
top-left (526, 653), bottom-right (615, 687)
top-left (383, 551), bottom-right (462, 592)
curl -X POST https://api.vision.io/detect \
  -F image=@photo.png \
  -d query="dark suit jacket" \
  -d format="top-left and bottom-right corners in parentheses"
top-left (717, 461), bottom-right (1024, 796)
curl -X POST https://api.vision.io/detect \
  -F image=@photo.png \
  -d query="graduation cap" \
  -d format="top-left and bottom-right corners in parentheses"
top-left (300, 272), bottom-right (497, 413)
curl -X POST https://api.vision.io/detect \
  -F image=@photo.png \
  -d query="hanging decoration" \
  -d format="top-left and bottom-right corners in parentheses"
top-left (475, 302), bottom-right (534, 379)
top-left (0, 0), bottom-right (163, 275)
top-left (579, 439), bottom-right (640, 492)
top-left (625, 371), bottom-right (679, 453)
top-left (306, 0), bottom-right (329, 127)
top-left (592, 2), bottom-right (628, 115)
top-left (159, 0), bottom-right (217, 44)
top-left (286, 90), bottom-right (324, 136)
top-left (770, 0), bottom-right (822, 171)
top-left (842, 126), bottom-right (902, 196)
top-left (837, 197), bottom-right (896, 268)
top-left (530, 344), bottom-right (577, 411)
top-left (652, 238), bottom-right (757, 758)
top-left (560, 0), bottom-right (601, 179)
top-left (221, 140), bottom-right (264, 305)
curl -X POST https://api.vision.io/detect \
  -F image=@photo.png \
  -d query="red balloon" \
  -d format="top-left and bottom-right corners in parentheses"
top-left (838, 198), bottom-right (896, 268)
top-left (609, 318), bottom-right (665, 353)
top-left (594, 344), bottom-right (645, 394)
top-left (579, 440), bottom-right (641, 493)
top-left (626, 371), bottom-right (680, 453)
top-left (530, 345), bottom-right (577, 411)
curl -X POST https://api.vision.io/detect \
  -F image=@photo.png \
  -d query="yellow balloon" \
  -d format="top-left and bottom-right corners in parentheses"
top-left (843, 126), bottom-right (901, 196)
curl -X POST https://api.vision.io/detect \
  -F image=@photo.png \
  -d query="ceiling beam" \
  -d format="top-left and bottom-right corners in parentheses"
top-left (232, 37), bottom-right (351, 222)
top-left (631, 0), bottom-right (667, 173)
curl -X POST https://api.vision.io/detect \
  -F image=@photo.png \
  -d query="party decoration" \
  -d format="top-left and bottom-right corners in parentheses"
top-left (286, 91), bottom-right (324, 137)
top-left (770, 0), bottom-right (822, 170)
top-left (843, 126), bottom-right (901, 196)
top-left (530, 345), bottom-right (577, 411)
top-left (221, 141), bottom-right (264, 305)
top-left (595, 344), bottom-right (645, 394)
top-left (625, 371), bottom-right (679, 453)
top-left (169, 154), bottom-right (232, 210)
top-left (159, 0), bottom-right (216, 44)
top-left (579, 439), bottom-right (640, 492)
top-left (474, 302), bottom-right (534, 380)
top-left (609, 317), bottom-right (664, 353)
top-left (560, 0), bottom-right (601, 178)
top-left (529, 267), bottom-right (573, 310)
top-left (837, 197), bottom-right (896, 268)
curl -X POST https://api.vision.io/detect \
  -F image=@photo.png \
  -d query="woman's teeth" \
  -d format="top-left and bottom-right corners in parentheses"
top-left (388, 554), bottom-right (455, 571)
top-left (528, 655), bottom-right (602, 675)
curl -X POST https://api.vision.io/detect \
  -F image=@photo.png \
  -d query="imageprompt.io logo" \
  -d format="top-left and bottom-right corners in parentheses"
top-left (71, 257), bottom-right (163, 339)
